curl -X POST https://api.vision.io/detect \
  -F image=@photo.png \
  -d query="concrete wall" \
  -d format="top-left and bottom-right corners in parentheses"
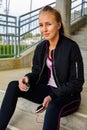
top-left (56, 0), bottom-right (71, 36)
top-left (0, 45), bottom-right (36, 70)
top-left (70, 17), bottom-right (87, 34)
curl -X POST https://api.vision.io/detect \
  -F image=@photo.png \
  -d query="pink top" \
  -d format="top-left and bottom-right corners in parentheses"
top-left (46, 57), bottom-right (57, 88)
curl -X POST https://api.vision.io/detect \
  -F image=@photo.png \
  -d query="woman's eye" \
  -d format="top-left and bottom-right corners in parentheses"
top-left (47, 23), bottom-right (51, 26)
top-left (39, 24), bottom-right (43, 27)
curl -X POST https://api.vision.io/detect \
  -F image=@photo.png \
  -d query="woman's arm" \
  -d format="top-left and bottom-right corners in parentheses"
top-left (53, 43), bottom-right (84, 97)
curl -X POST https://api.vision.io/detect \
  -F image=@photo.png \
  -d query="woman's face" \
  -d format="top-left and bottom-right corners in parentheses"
top-left (39, 12), bottom-right (61, 41)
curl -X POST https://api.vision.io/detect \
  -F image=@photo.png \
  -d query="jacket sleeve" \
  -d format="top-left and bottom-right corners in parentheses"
top-left (25, 45), bottom-right (42, 84)
top-left (53, 42), bottom-right (84, 97)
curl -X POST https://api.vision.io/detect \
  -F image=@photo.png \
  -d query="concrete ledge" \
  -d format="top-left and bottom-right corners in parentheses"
top-left (70, 17), bottom-right (87, 34)
top-left (0, 45), bottom-right (36, 71)
top-left (7, 125), bottom-right (20, 130)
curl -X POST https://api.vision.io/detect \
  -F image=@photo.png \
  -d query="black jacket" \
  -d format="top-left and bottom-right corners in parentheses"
top-left (26, 35), bottom-right (84, 98)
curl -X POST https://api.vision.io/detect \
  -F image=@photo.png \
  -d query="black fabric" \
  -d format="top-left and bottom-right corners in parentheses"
top-left (25, 35), bottom-right (84, 97)
top-left (43, 94), bottom-right (81, 130)
top-left (0, 81), bottom-right (53, 129)
top-left (0, 81), bottom-right (81, 130)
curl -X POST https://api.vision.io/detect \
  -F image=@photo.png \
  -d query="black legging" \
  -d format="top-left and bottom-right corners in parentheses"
top-left (0, 81), bottom-right (81, 130)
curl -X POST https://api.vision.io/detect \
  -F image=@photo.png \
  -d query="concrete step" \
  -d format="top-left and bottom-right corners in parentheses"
top-left (0, 86), bottom-right (87, 130)
top-left (6, 125), bottom-right (71, 130)
top-left (60, 87), bottom-right (87, 130)
top-left (7, 125), bottom-right (20, 130)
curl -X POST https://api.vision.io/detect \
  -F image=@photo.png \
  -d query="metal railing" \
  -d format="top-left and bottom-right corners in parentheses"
top-left (0, 14), bottom-right (17, 58)
top-left (71, 0), bottom-right (87, 22)
top-left (0, 1), bottom-right (87, 58)
top-left (17, 6), bottom-right (41, 57)
top-left (17, 2), bottom-right (56, 57)
top-left (0, 2), bottom-right (55, 58)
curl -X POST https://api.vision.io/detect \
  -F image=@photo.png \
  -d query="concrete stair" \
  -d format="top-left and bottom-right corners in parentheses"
top-left (60, 87), bottom-right (87, 130)
top-left (2, 87), bottom-right (86, 130)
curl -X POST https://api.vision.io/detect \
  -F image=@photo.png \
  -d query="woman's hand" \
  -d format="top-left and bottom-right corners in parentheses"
top-left (43, 96), bottom-right (52, 108)
top-left (18, 76), bottom-right (29, 91)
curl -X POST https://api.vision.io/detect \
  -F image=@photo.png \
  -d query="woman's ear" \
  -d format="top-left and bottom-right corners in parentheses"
top-left (58, 22), bottom-right (61, 30)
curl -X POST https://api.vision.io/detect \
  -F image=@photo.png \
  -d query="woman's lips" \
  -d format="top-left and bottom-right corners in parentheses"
top-left (43, 33), bottom-right (49, 37)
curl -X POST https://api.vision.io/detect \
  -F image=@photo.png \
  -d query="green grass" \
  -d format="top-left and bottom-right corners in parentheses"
top-left (0, 45), bottom-right (23, 58)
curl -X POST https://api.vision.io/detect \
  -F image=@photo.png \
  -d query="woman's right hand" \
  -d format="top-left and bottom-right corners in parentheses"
top-left (43, 96), bottom-right (52, 108)
top-left (18, 76), bottom-right (29, 91)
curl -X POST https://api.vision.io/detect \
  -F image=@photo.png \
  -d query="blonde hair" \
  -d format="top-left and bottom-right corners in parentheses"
top-left (39, 5), bottom-right (64, 36)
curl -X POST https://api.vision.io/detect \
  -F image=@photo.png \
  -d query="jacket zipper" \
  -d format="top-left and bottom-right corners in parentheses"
top-left (52, 50), bottom-right (61, 87)
top-left (75, 62), bottom-right (78, 79)
top-left (36, 54), bottom-right (47, 84)
top-left (36, 47), bottom-right (61, 87)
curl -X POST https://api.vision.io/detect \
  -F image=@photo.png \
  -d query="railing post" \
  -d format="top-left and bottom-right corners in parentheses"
top-left (18, 17), bottom-right (20, 57)
top-left (81, 0), bottom-right (85, 17)
top-left (14, 17), bottom-right (17, 58)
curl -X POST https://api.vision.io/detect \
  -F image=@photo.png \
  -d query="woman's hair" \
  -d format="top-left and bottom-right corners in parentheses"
top-left (39, 5), bottom-right (65, 36)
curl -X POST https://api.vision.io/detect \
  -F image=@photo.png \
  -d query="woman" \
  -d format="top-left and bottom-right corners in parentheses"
top-left (0, 5), bottom-right (84, 130)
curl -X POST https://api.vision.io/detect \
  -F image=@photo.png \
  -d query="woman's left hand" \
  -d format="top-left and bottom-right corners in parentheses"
top-left (43, 96), bottom-right (52, 108)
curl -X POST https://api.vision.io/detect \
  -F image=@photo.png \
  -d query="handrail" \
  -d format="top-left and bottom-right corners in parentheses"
top-left (71, 0), bottom-right (87, 22)
top-left (20, 2), bottom-right (56, 18)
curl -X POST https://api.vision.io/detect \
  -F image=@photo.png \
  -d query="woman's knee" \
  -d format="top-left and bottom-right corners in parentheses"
top-left (7, 80), bottom-right (19, 92)
top-left (43, 102), bottom-right (59, 130)
top-left (47, 101), bottom-right (57, 112)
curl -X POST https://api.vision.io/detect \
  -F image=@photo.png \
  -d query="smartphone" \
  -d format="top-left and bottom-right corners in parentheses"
top-left (23, 82), bottom-right (30, 91)
top-left (36, 104), bottom-right (45, 113)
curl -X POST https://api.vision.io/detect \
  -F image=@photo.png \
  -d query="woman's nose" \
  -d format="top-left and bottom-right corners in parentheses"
top-left (43, 26), bottom-right (47, 31)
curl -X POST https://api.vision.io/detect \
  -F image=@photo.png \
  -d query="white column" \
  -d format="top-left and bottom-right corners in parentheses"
top-left (56, 0), bottom-right (71, 36)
